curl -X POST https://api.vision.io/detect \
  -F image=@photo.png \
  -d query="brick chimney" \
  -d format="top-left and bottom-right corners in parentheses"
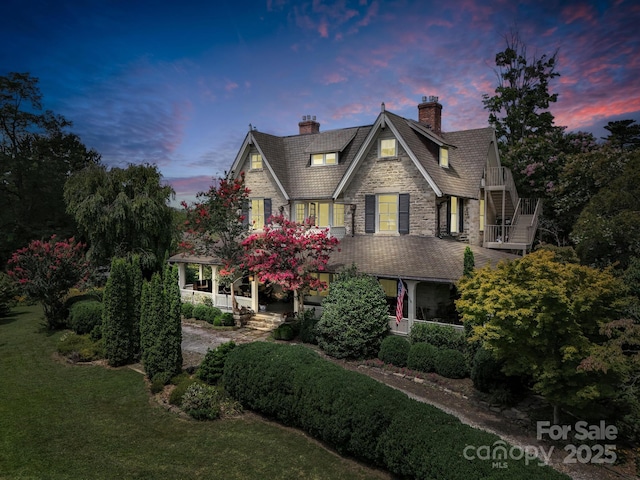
top-left (298, 115), bottom-right (320, 134)
top-left (417, 96), bottom-right (442, 135)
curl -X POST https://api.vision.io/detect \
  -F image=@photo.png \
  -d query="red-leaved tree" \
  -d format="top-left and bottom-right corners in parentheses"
top-left (7, 236), bottom-right (90, 329)
top-left (180, 172), bottom-right (250, 312)
top-left (241, 215), bottom-right (339, 313)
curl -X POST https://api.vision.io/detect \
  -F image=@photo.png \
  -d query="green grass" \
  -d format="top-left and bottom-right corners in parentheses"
top-left (0, 305), bottom-right (388, 480)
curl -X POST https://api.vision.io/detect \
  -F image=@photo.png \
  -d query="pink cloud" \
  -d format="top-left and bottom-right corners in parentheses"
top-left (317, 19), bottom-right (329, 37)
top-left (561, 3), bottom-right (596, 25)
top-left (225, 80), bottom-right (239, 92)
top-left (166, 175), bottom-right (216, 202)
top-left (323, 72), bottom-right (347, 84)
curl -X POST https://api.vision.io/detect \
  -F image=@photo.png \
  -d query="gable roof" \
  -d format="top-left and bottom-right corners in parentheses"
top-left (234, 107), bottom-right (495, 201)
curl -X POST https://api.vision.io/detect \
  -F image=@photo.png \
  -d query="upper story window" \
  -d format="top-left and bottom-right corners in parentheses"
top-left (379, 138), bottom-right (397, 158)
top-left (439, 147), bottom-right (449, 168)
top-left (250, 153), bottom-right (262, 170)
top-left (311, 152), bottom-right (337, 165)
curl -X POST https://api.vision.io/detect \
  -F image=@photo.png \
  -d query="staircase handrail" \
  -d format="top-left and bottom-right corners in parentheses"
top-left (527, 199), bottom-right (542, 245)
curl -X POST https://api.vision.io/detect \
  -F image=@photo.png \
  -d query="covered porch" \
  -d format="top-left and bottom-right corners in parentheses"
top-left (168, 253), bottom-right (296, 324)
top-left (326, 234), bottom-right (520, 336)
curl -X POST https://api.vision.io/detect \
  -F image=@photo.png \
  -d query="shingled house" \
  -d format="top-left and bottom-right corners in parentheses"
top-left (172, 97), bottom-right (539, 333)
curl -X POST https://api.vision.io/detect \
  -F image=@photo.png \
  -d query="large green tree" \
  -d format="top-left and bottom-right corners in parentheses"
top-left (571, 150), bottom-right (640, 270)
top-left (457, 249), bottom-right (628, 423)
top-left (482, 31), bottom-right (562, 154)
top-left (0, 72), bottom-right (101, 266)
top-left (64, 163), bottom-right (174, 274)
top-left (603, 119), bottom-right (640, 150)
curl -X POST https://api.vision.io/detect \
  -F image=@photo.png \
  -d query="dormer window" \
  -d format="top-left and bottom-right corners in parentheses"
top-left (380, 138), bottom-right (397, 158)
top-left (251, 153), bottom-right (262, 170)
top-left (439, 147), bottom-right (449, 168)
top-left (311, 152), bottom-right (337, 165)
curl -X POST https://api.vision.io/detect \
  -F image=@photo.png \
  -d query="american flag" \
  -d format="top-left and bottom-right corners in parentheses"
top-left (395, 279), bottom-right (405, 326)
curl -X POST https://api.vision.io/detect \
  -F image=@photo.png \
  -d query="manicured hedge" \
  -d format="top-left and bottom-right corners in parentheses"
top-left (407, 342), bottom-right (438, 373)
top-left (434, 348), bottom-right (469, 379)
top-left (409, 322), bottom-right (466, 352)
top-left (223, 342), bottom-right (569, 480)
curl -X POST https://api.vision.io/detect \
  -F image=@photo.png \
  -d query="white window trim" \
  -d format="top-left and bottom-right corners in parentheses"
top-left (450, 196), bottom-right (458, 233)
top-left (250, 153), bottom-right (263, 170)
top-left (376, 193), bottom-right (399, 233)
top-left (311, 152), bottom-right (338, 166)
top-left (250, 198), bottom-right (265, 230)
top-left (379, 138), bottom-right (397, 158)
top-left (440, 147), bottom-right (449, 168)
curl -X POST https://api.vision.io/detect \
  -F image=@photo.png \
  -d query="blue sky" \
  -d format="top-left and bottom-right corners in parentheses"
top-left (3, 0), bottom-right (639, 205)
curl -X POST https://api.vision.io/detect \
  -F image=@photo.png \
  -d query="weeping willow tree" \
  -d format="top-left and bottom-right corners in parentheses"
top-left (64, 163), bottom-right (174, 274)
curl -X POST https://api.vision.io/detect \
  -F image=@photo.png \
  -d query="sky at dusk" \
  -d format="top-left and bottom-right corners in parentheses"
top-left (3, 0), bottom-right (639, 205)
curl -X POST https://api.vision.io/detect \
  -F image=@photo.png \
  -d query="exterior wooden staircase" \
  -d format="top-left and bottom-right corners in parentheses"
top-left (483, 167), bottom-right (540, 255)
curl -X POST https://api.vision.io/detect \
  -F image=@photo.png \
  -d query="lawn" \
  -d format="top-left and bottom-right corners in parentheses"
top-left (0, 305), bottom-right (389, 480)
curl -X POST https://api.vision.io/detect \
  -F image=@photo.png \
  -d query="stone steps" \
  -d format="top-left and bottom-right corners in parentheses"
top-left (245, 313), bottom-right (285, 331)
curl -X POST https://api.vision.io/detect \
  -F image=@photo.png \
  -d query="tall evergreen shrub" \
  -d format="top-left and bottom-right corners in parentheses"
top-left (140, 264), bottom-right (182, 381)
top-left (102, 258), bottom-right (134, 366)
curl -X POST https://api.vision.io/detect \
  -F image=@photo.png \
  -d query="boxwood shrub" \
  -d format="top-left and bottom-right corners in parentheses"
top-left (192, 304), bottom-right (209, 321)
top-left (181, 302), bottom-right (194, 319)
top-left (378, 335), bottom-right (410, 367)
top-left (272, 323), bottom-right (295, 341)
top-left (434, 348), bottom-right (469, 379)
top-left (298, 309), bottom-right (319, 344)
top-left (222, 342), bottom-right (568, 480)
top-left (220, 312), bottom-right (235, 326)
top-left (68, 300), bottom-right (103, 335)
top-left (409, 322), bottom-right (466, 352)
top-left (407, 342), bottom-right (438, 373)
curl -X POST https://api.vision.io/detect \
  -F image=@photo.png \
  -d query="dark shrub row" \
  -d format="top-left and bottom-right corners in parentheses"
top-left (378, 335), bottom-right (411, 367)
top-left (223, 342), bottom-right (568, 480)
top-left (184, 303), bottom-right (234, 326)
top-left (379, 334), bottom-right (469, 379)
top-left (409, 322), bottom-right (466, 352)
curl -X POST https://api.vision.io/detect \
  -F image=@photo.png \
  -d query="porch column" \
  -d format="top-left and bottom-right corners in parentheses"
top-left (251, 277), bottom-right (259, 313)
top-left (293, 290), bottom-right (299, 314)
top-left (177, 263), bottom-right (186, 289)
top-left (405, 280), bottom-right (418, 334)
top-left (198, 264), bottom-right (204, 280)
top-left (211, 265), bottom-right (218, 306)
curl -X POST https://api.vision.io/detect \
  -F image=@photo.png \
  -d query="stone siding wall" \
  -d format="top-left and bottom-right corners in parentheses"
top-left (240, 152), bottom-right (289, 219)
top-left (342, 137), bottom-right (437, 236)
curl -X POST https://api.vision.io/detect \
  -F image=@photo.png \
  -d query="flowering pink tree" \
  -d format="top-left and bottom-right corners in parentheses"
top-left (8, 236), bottom-right (90, 329)
top-left (241, 215), bottom-right (339, 314)
top-left (180, 172), bottom-right (250, 312)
